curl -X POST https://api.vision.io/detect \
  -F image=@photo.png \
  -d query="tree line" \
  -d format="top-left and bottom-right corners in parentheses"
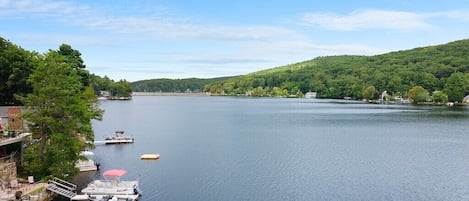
top-left (0, 37), bottom-right (132, 106)
top-left (204, 39), bottom-right (469, 104)
top-left (91, 74), bottom-right (132, 98)
top-left (131, 76), bottom-right (236, 93)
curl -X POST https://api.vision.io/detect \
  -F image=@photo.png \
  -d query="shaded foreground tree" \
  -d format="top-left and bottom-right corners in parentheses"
top-left (0, 38), bottom-right (130, 105)
top-left (18, 51), bottom-right (103, 180)
top-left (0, 37), bottom-right (35, 105)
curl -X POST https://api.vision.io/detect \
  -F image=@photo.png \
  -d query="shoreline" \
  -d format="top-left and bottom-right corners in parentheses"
top-left (132, 92), bottom-right (209, 96)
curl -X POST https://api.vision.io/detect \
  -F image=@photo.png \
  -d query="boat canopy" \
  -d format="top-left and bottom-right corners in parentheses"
top-left (103, 169), bottom-right (127, 177)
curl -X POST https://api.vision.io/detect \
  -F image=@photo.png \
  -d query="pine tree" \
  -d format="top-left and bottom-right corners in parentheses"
top-left (19, 50), bottom-right (103, 180)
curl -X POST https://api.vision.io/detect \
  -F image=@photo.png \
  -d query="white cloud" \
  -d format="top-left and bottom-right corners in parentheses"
top-left (299, 9), bottom-right (433, 31)
top-left (9, 33), bottom-right (118, 47)
top-left (0, 0), bottom-right (301, 42)
top-left (80, 17), bottom-right (298, 41)
top-left (428, 10), bottom-right (469, 21)
top-left (0, 0), bottom-right (10, 7)
top-left (0, 0), bottom-right (86, 17)
top-left (175, 56), bottom-right (273, 65)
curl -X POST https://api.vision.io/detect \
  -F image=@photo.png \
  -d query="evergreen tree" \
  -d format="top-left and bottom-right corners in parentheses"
top-left (19, 51), bottom-right (103, 180)
top-left (58, 44), bottom-right (90, 89)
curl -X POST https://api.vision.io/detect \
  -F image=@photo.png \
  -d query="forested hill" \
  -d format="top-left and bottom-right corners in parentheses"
top-left (204, 39), bottom-right (469, 102)
top-left (131, 76), bottom-right (237, 92)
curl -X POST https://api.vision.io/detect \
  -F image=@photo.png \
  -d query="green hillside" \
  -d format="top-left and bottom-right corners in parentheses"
top-left (204, 39), bottom-right (469, 102)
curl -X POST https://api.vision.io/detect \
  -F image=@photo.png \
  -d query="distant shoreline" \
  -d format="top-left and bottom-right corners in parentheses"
top-left (132, 92), bottom-right (209, 96)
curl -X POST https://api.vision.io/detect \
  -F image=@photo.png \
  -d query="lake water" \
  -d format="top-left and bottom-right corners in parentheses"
top-left (77, 96), bottom-right (469, 201)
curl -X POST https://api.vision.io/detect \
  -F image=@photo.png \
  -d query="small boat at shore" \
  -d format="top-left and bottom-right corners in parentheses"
top-left (105, 131), bottom-right (134, 144)
top-left (76, 159), bottom-right (99, 172)
top-left (76, 151), bottom-right (100, 172)
top-left (73, 169), bottom-right (142, 201)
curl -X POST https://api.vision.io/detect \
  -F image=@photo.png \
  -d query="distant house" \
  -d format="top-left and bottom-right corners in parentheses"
top-left (100, 90), bottom-right (111, 97)
top-left (305, 92), bottom-right (317, 99)
top-left (463, 95), bottom-right (469, 103)
top-left (380, 91), bottom-right (389, 101)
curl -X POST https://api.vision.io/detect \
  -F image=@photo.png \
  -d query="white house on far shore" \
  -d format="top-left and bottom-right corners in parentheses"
top-left (463, 95), bottom-right (469, 103)
top-left (305, 92), bottom-right (317, 99)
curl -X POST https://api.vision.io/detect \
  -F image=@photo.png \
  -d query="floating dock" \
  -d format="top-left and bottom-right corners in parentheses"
top-left (140, 153), bottom-right (160, 160)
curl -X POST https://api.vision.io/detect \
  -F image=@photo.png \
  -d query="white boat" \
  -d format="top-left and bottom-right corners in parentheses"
top-left (76, 159), bottom-right (99, 172)
top-left (75, 169), bottom-right (142, 201)
top-left (76, 151), bottom-right (99, 172)
top-left (81, 150), bottom-right (95, 156)
top-left (105, 131), bottom-right (134, 144)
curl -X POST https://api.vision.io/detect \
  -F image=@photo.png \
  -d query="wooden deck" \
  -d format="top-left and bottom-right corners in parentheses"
top-left (0, 132), bottom-right (32, 146)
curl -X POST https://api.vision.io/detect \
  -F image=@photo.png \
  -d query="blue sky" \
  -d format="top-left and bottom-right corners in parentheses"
top-left (1, 0), bottom-right (469, 82)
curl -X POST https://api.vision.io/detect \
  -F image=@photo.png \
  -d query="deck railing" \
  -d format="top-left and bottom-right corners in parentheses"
top-left (46, 177), bottom-right (77, 198)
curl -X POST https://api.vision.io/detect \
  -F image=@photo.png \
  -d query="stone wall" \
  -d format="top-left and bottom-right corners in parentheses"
top-left (0, 162), bottom-right (17, 189)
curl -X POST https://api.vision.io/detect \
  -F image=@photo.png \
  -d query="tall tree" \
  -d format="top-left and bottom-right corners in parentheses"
top-left (444, 72), bottom-right (468, 102)
top-left (19, 51), bottom-right (103, 180)
top-left (58, 44), bottom-right (90, 88)
top-left (362, 86), bottom-right (377, 100)
top-left (432, 91), bottom-right (448, 103)
top-left (407, 86), bottom-right (429, 104)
